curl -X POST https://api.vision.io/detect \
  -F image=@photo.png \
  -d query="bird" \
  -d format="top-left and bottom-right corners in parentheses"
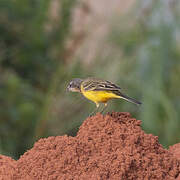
top-left (67, 77), bottom-right (141, 113)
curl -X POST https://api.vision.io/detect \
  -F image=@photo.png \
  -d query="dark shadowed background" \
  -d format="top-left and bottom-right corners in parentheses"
top-left (0, 0), bottom-right (180, 159)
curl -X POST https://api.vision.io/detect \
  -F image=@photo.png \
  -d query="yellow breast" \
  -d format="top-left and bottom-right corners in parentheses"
top-left (81, 90), bottom-right (119, 103)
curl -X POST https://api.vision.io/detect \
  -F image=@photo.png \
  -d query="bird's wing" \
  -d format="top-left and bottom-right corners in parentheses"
top-left (82, 78), bottom-right (121, 91)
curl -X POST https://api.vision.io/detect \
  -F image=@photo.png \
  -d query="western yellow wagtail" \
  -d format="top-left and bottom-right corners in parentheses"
top-left (67, 77), bottom-right (141, 112)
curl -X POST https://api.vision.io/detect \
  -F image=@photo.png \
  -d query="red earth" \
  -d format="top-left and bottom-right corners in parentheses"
top-left (0, 112), bottom-right (180, 179)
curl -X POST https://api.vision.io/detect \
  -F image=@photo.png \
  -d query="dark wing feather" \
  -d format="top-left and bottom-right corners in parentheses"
top-left (99, 80), bottom-right (121, 90)
top-left (82, 80), bottom-right (98, 91)
top-left (82, 78), bottom-right (121, 91)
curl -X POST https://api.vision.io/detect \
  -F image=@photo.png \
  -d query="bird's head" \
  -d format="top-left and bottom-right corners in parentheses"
top-left (67, 78), bottom-right (83, 92)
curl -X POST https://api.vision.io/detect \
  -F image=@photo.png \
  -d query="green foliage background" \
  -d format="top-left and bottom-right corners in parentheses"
top-left (0, 0), bottom-right (180, 159)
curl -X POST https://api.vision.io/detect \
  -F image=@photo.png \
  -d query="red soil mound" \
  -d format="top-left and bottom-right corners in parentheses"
top-left (0, 112), bottom-right (180, 179)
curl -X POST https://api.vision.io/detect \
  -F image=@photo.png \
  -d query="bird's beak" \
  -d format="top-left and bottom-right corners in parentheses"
top-left (67, 85), bottom-right (70, 91)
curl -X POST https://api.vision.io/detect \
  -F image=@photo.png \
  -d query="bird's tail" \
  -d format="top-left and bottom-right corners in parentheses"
top-left (120, 93), bottom-right (142, 105)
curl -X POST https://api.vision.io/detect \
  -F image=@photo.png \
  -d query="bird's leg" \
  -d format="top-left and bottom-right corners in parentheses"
top-left (89, 103), bottom-right (99, 117)
top-left (100, 103), bottom-right (108, 114)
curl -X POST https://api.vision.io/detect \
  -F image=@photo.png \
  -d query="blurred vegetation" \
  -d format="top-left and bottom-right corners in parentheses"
top-left (0, 0), bottom-right (76, 159)
top-left (110, 0), bottom-right (180, 147)
top-left (0, 0), bottom-right (180, 159)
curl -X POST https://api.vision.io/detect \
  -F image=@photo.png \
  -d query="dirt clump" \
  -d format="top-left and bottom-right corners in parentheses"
top-left (0, 155), bottom-right (17, 179)
top-left (0, 112), bottom-right (180, 179)
top-left (169, 143), bottom-right (180, 161)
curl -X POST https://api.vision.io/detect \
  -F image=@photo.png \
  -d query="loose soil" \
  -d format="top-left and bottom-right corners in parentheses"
top-left (0, 112), bottom-right (180, 179)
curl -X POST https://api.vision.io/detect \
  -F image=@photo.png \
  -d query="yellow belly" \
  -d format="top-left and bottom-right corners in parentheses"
top-left (82, 90), bottom-right (120, 103)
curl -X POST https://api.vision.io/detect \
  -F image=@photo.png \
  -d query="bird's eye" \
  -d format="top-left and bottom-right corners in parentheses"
top-left (69, 82), bottom-right (73, 87)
